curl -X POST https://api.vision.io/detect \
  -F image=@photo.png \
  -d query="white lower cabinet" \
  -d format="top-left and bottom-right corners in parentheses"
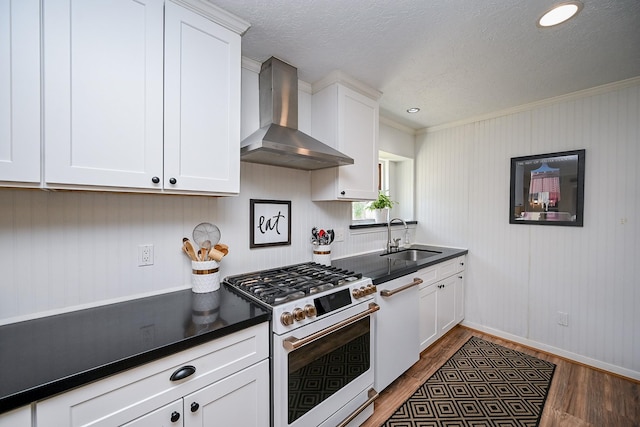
top-left (418, 255), bottom-right (466, 352)
top-left (124, 360), bottom-right (269, 427)
top-left (0, 405), bottom-right (31, 427)
top-left (36, 323), bottom-right (269, 427)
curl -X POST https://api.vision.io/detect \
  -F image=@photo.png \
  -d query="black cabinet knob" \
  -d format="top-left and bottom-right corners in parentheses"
top-left (169, 177), bottom-right (177, 185)
top-left (151, 176), bottom-right (160, 184)
top-left (170, 411), bottom-right (180, 422)
top-left (460, 262), bottom-right (464, 266)
top-left (191, 402), bottom-right (200, 412)
top-left (340, 190), bottom-right (346, 195)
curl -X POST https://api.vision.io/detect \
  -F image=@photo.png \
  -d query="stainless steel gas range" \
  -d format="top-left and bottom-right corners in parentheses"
top-left (224, 262), bottom-right (379, 427)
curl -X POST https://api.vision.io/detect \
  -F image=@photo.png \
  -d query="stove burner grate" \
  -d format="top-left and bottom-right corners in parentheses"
top-left (224, 262), bottom-right (362, 306)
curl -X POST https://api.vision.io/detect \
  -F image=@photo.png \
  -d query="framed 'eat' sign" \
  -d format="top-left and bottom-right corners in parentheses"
top-left (250, 199), bottom-right (291, 248)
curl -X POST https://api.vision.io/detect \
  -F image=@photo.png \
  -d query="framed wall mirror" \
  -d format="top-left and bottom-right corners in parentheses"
top-left (509, 149), bottom-right (585, 226)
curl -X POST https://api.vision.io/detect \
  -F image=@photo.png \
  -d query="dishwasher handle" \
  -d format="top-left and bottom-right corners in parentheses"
top-left (379, 277), bottom-right (423, 297)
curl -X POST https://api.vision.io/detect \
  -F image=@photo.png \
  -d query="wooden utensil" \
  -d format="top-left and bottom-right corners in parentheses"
top-left (208, 247), bottom-right (225, 262)
top-left (214, 243), bottom-right (228, 256)
top-left (182, 238), bottom-right (198, 261)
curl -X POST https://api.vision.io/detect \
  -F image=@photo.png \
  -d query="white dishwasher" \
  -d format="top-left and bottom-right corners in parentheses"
top-left (374, 275), bottom-right (422, 392)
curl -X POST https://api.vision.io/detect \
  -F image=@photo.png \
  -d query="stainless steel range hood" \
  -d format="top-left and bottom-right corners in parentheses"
top-left (240, 57), bottom-right (354, 170)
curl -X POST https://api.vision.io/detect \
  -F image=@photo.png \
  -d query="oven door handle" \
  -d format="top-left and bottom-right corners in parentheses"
top-left (283, 302), bottom-right (380, 351)
top-left (379, 277), bottom-right (423, 297)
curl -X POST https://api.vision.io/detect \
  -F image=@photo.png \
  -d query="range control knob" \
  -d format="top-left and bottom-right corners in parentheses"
top-left (292, 308), bottom-right (306, 321)
top-left (364, 284), bottom-right (377, 295)
top-left (281, 312), bottom-right (294, 326)
top-left (352, 288), bottom-right (364, 299)
top-left (304, 304), bottom-right (317, 318)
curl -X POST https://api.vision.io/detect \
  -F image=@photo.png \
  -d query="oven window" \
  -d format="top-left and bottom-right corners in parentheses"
top-left (287, 317), bottom-right (370, 423)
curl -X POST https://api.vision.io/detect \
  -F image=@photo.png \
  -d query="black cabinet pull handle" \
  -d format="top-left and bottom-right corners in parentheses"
top-left (458, 276), bottom-right (463, 279)
top-left (170, 411), bottom-right (180, 422)
top-left (170, 365), bottom-right (196, 381)
top-left (169, 177), bottom-right (177, 185)
top-left (152, 176), bottom-right (160, 184)
top-left (191, 402), bottom-right (200, 412)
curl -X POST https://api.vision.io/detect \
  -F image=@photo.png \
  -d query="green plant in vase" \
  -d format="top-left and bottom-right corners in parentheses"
top-left (367, 191), bottom-right (396, 223)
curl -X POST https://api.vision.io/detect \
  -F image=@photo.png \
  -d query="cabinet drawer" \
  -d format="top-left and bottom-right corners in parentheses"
top-left (37, 323), bottom-right (268, 427)
top-left (416, 265), bottom-right (438, 289)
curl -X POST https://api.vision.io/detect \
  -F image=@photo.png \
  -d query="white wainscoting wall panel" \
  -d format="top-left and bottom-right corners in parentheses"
top-left (415, 79), bottom-right (640, 378)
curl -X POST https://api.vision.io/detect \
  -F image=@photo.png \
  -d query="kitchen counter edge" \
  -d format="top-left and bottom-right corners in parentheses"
top-left (332, 244), bottom-right (468, 285)
top-left (0, 290), bottom-right (270, 415)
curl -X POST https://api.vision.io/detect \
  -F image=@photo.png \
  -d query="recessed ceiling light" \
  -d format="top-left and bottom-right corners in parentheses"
top-left (407, 107), bottom-right (420, 113)
top-left (538, 1), bottom-right (583, 27)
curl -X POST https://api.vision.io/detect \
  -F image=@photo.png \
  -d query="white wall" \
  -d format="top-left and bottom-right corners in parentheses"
top-left (0, 66), bottom-right (411, 323)
top-left (414, 78), bottom-right (640, 379)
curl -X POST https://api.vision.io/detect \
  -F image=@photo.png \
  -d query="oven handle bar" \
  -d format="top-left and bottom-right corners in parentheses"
top-left (336, 388), bottom-right (379, 427)
top-left (283, 302), bottom-right (380, 351)
top-left (379, 277), bottom-right (423, 297)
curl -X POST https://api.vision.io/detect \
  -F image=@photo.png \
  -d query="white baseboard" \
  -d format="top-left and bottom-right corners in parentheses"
top-left (462, 321), bottom-right (640, 382)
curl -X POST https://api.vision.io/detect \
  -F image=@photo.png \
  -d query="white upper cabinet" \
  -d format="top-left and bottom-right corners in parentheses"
top-left (42, 0), bottom-right (247, 195)
top-left (311, 74), bottom-right (381, 201)
top-left (164, 1), bottom-right (241, 194)
top-left (43, 0), bottom-right (165, 190)
top-left (0, 0), bottom-right (41, 185)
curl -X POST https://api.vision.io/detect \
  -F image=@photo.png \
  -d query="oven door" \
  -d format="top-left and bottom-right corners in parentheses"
top-left (273, 302), bottom-right (379, 427)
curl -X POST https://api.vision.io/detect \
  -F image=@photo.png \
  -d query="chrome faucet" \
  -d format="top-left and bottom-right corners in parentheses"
top-left (386, 218), bottom-right (408, 253)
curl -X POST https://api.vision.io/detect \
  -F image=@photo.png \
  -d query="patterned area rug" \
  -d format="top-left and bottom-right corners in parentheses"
top-left (383, 336), bottom-right (556, 427)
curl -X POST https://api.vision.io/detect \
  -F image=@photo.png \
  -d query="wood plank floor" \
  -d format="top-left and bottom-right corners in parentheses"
top-left (362, 326), bottom-right (640, 427)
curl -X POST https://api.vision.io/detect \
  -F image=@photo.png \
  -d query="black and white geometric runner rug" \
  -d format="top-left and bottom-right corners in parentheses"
top-left (383, 336), bottom-right (556, 427)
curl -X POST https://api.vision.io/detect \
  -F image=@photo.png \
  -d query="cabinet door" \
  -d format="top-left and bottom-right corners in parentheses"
top-left (184, 359), bottom-right (269, 427)
top-left (0, 0), bottom-right (40, 184)
top-left (437, 276), bottom-right (457, 335)
top-left (336, 85), bottom-right (378, 200)
top-left (122, 399), bottom-right (183, 427)
top-left (164, 1), bottom-right (241, 194)
top-left (311, 83), bottom-right (379, 201)
top-left (43, 0), bottom-right (164, 189)
top-left (455, 272), bottom-right (465, 323)
top-left (418, 283), bottom-right (438, 352)
top-left (0, 405), bottom-right (31, 427)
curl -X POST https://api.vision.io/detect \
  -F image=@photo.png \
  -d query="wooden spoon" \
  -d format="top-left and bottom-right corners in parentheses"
top-left (182, 238), bottom-right (198, 261)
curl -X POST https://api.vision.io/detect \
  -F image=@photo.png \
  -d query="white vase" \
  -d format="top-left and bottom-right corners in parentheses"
top-left (373, 208), bottom-right (389, 223)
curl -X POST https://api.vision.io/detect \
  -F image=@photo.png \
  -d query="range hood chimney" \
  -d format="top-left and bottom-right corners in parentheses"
top-left (240, 57), bottom-right (354, 170)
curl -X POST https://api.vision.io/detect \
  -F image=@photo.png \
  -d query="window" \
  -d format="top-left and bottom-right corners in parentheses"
top-left (352, 152), bottom-right (414, 222)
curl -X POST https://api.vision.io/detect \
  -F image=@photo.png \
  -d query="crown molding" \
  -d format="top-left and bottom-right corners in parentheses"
top-left (426, 75), bottom-right (640, 133)
top-left (171, 0), bottom-right (250, 35)
top-left (311, 70), bottom-right (382, 101)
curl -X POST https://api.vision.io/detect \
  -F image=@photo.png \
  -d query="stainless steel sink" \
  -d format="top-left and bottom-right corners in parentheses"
top-left (381, 249), bottom-right (442, 261)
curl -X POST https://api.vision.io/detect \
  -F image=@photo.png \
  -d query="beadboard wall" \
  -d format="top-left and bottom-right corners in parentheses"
top-left (0, 64), bottom-right (416, 324)
top-left (0, 164), bottom-right (411, 323)
top-left (414, 78), bottom-right (640, 379)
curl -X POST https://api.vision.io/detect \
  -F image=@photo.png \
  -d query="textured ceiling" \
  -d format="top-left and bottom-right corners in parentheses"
top-left (209, 0), bottom-right (640, 130)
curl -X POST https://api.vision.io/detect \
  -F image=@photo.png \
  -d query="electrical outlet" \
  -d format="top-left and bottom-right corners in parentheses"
top-left (557, 311), bottom-right (569, 326)
top-left (334, 228), bottom-right (345, 242)
top-left (138, 244), bottom-right (154, 266)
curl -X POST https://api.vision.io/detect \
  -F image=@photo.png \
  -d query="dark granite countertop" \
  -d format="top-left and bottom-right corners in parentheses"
top-left (331, 244), bottom-right (468, 285)
top-left (0, 286), bottom-right (270, 414)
